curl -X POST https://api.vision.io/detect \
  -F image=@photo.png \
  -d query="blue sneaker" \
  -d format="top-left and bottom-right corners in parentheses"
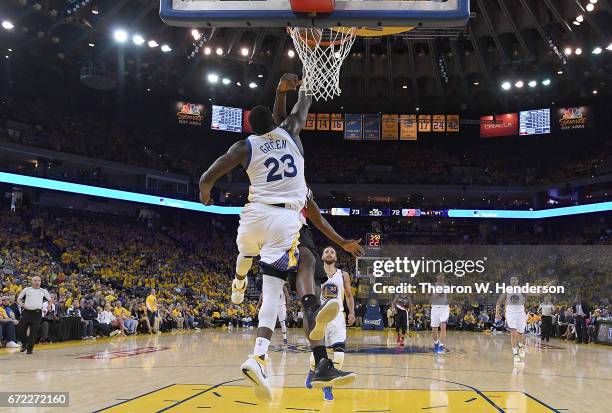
top-left (323, 387), bottom-right (334, 401)
top-left (437, 344), bottom-right (445, 354)
top-left (434, 342), bottom-right (439, 353)
top-left (305, 370), bottom-right (314, 389)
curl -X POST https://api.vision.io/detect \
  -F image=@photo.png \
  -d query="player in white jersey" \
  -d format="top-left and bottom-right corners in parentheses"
top-left (495, 275), bottom-right (527, 362)
top-left (305, 246), bottom-right (355, 401)
top-left (256, 284), bottom-right (290, 344)
top-left (430, 273), bottom-right (450, 354)
top-left (199, 74), bottom-right (353, 400)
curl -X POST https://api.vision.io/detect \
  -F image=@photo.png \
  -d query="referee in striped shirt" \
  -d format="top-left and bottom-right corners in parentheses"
top-left (17, 276), bottom-right (52, 354)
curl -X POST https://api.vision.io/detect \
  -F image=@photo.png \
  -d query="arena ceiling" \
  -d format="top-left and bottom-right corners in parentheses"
top-left (0, 0), bottom-right (611, 112)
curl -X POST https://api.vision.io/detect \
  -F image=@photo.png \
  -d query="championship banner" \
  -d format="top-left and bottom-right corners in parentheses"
top-left (418, 115), bottom-right (432, 132)
top-left (304, 113), bottom-right (316, 131)
top-left (331, 114), bottom-right (344, 131)
top-left (316, 113), bottom-right (330, 130)
top-left (480, 113), bottom-right (518, 138)
top-left (399, 114), bottom-right (417, 140)
top-left (432, 114), bottom-right (446, 132)
top-left (381, 114), bottom-right (399, 140)
top-left (344, 114), bottom-right (363, 140)
top-left (176, 102), bottom-right (205, 126)
top-left (446, 114), bottom-right (460, 132)
top-left (363, 114), bottom-right (381, 140)
top-left (555, 107), bottom-right (594, 131)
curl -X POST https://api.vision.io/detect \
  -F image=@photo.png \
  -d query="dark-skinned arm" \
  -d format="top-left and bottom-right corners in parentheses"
top-left (273, 90), bottom-right (288, 125)
top-left (199, 140), bottom-right (248, 205)
top-left (273, 73), bottom-right (299, 127)
top-left (279, 90), bottom-right (312, 142)
top-left (307, 196), bottom-right (364, 258)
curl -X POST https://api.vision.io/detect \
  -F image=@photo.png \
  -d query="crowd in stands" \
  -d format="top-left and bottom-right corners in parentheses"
top-left (1, 202), bottom-right (610, 347)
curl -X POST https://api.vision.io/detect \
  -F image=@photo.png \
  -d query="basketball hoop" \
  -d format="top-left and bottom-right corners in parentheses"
top-left (288, 27), bottom-right (357, 101)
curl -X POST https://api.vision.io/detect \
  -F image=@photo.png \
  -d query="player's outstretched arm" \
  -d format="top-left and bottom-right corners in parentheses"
top-left (199, 140), bottom-right (248, 205)
top-left (280, 89), bottom-right (312, 141)
top-left (273, 74), bottom-right (300, 125)
top-left (343, 271), bottom-right (356, 325)
top-left (307, 195), bottom-right (364, 258)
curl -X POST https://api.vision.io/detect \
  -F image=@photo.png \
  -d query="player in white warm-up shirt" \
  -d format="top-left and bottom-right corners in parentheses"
top-left (305, 246), bottom-right (355, 402)
top-left (429, 274), bottom-right (450, 354)
top-left (496, 275), bottom-right (527, 362)
top-left (198, 73), bottom-right (353, 401)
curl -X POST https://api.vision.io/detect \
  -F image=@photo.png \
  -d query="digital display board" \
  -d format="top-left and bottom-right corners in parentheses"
top-left (366, 233), bottom-right (382, 249)
top-left (363, 208), bottom-right (390, 217)
top-left (519, 108), bottom-right (551, 135)
top-left (331, 208), bottom-right (350, 216)
top-left (555, 107), bottom-right (594, 131)
top-left (211, 105), bottom-right (242, 132)
top-left (480, 113), bottom-right (518, 138)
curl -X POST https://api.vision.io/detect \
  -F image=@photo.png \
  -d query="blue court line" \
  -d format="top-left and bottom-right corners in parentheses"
top-left (2, 172), bottom-right (611, 219)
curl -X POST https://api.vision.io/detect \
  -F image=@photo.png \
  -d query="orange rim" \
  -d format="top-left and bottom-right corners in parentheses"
top-left (287, 27), bottom-right (352, 47)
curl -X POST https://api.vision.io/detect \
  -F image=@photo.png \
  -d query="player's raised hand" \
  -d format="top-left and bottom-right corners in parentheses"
top-left (199, 190), bottom-right (212, 206)
top-left (341, 238), bottom-right (365, 257)
top-left (277, 73), bottom-right (300, 92)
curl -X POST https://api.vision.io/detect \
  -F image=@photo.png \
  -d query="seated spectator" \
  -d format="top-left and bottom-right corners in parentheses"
top-left (66, 301), bottom-right (94, 340)
top-left (134, 301), bottom-right (152, 334)
top-left (97, 303), bottom-right (125, 337)
top-left (0, 302), bottom-right (20, 348)
top-left (81, 300), bottom-right (99, 339)
top-left (463, 311), bottom-right (477, 331)
top-left (40, 293), bottom-right (60, 343)
top-left (113, 301), bottom-right (137, 334)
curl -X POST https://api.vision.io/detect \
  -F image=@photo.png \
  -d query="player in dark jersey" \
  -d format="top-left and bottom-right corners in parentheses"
top-left (391, 293), bottom-right (412, 346)
top-left (272, 79), bottom-right (364, 389)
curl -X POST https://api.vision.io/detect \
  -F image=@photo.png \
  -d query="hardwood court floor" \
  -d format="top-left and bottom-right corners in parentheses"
top-left (1, 328), bottom-right (610, 412)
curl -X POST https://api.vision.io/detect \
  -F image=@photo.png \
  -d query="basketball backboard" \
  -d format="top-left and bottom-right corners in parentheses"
top-left (160, 0), bottom-right (470, 28)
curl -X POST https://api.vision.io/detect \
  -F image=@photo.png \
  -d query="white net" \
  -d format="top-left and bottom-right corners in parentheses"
top-left (287, 27), bottom-right (357, 101)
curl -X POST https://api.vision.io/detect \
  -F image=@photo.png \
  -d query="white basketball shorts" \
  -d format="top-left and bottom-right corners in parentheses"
top-left (430, 305), bottom-right (450, 328)
top-left (236, 203), bottom-right (302, 271)
top-left (325, 312), bottom-right (347, 347)
top-left (506, 311), bottom-right (527, 333)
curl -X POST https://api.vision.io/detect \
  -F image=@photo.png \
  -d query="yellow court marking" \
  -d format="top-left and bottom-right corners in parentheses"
top-left (97, 384), bottom-right (558, 413)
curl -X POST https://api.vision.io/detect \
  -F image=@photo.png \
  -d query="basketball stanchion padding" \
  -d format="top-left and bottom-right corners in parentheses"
top-left (289, 0), bottom-right (335, 13)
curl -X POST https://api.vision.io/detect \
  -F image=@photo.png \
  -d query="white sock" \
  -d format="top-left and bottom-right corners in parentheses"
top-left (254, 337), bottom-right (270, 357)
top-left (332, 351), bottom-right (345, 370)
top-left (309, 353), bottom-right (316, 371)
top-left (434, 340), bottom-right (439, 345)
top-left (280, 320), bottom-right (287, 334)
top-left (512, 347), bottom-right (518, 355)
top-left (439, 342), bottom-right (443, 347)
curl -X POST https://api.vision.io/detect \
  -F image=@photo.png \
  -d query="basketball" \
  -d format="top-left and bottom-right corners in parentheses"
top-left (2, 1), bottom-right (611, 412)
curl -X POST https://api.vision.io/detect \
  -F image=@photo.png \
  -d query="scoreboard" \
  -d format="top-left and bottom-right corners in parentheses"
top-left (211, 105), bottom-right (243, 133)
top-left (366, 233), bottom-right (382, 249)
top-left (519, 108), bottom-right (550, 135)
